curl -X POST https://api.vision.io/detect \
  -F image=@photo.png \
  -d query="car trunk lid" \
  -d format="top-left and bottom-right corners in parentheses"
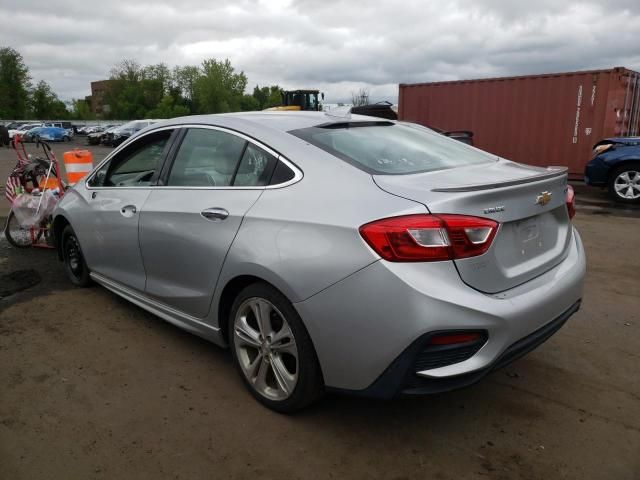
top-left (374, 160), bottom-right (572, 293)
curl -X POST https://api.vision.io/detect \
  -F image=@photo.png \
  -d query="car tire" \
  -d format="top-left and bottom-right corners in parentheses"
top-left (608, 163), bottom-right (640, 204)
top-left (228, 282), bottom-right (324, 413)
top-left (61, 225), bottom-right (92, 287)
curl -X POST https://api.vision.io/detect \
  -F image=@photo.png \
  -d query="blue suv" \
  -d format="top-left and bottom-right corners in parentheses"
top-left (585, 137), bottom-right (640, 204)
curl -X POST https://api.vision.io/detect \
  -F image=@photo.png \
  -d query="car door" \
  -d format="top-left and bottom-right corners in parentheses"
top-left (82, 128), bottom-right (176, 291)
top-left (139, 126), bottom-right (279, 318)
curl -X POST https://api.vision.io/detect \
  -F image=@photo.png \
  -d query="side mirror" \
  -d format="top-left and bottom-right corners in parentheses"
top-left (321, 92), bottom-right (325, 100)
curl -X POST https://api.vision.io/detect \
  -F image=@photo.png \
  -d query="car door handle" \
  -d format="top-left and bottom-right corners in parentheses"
top-left (201, 207), bottom-right (229, 221)
top-left (120, 205), bottom-right (137, 217)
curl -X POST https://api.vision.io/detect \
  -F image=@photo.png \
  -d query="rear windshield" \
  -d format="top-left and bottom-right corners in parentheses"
top-left (290, 122), bottom-right (495, 175)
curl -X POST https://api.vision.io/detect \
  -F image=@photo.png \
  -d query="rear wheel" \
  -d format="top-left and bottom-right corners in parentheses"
top-left (229, 283), bottom-right (324, 413)
top-left (608, 164), bottom-right (640, 204)
top-left (61, 225), bottom-right (91, 287)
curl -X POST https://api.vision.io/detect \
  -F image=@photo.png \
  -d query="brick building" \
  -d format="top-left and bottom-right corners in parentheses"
top-left (90, 80), bottom-right (115, 116)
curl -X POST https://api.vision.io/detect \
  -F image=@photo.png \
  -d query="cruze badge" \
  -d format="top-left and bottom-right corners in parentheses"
top-left (535, 191), bottom-right (552, 206)
top-left (483, 205), bottom-right (505, 214)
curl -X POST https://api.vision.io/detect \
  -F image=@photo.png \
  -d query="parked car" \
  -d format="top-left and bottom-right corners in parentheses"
top-left (87, 125), bottom-right (119, 145)
top-left (52, 112), bottom-right (585, 412)
top-left (23, 126), bottom-right (71, 143)
top-left (77, 125), bottom-right (93, 135)
top-left (79, 125), bottom-right (104, 135)
top-left (86, 129), bottom-right (104, 145)
top-left (584, 137), bottom-right (640, 204)
top-left (5, 121), bottom-right (29, 130)
top-left (103, 120), bottom-right (159, 147)
top-left (84, 125), bottom-right (103, 135)
top-left (9, 123), bottom-right (43, 139)
top-left (44, 122), bottom-right (74, 138)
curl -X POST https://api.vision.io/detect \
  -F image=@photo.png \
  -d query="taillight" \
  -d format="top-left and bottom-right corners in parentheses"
top-left (359, 214), bottom-right (498, 262)
top-left (566, 185), bottom-right (576, 220)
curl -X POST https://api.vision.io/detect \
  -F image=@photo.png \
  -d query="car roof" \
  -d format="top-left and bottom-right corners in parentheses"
top-left (156, 111), bottom-right (389, 133)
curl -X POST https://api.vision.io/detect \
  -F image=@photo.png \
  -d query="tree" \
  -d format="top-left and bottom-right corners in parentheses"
top-left (141, 63), bottom-right (172, 111)
top-left (147, 95), bottom-right (190, 119)
top-left (240, 94), bottom-right (260, 111)
top-left (0, 47), bottom-right (31, 118)
top-left (110, 59), bottom-right (143, 82)
top-left (173, 65), bottom-right (201, 112)
top-left (195, 59), bottom-right (248, 114)
top-left (351, 87), bottom-right (370, 107)
top-left (105, 60), bottom-right (147, 119)
top-left (104, 57), bottom-right (255, 118)
top-left (70, 98), bottom-right (94, 120)
top-left (31, 80), bottom-right (69, 119)
top-left (252, 85), bottom-right (282, 109)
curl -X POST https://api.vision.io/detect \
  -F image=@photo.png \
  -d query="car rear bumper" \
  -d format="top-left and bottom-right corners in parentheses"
top-left (349, 299), bottom-right (580, 398)
top-left (295, 227), bottom-right (586, 397)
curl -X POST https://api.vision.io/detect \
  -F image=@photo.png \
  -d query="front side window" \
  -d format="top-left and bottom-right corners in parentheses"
top-left (167, 128), bottom-right (247, 187)
top-left (92, 130), bottom-right (172, 187)
top-left (290, 122), bottom-right (496, 175)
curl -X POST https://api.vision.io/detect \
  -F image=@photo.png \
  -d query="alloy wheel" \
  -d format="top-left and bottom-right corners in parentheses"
top-left (65, 235), bottom-right (83, 277)
top-left (233, 297), bottom-right (299, 401)
top-left (613, 170), bottom-right (640, 200)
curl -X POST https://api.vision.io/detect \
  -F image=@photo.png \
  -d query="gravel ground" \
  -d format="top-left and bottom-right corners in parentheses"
top-left (0, 138), bottom-right (639, 479)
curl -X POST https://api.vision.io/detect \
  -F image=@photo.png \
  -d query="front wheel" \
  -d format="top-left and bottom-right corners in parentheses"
top-left (608, 164), bottom-right (640, 204)
top-left (61, 225), bottom-right (92, 287)
top-left (229, 283), bottom-right (324, 413)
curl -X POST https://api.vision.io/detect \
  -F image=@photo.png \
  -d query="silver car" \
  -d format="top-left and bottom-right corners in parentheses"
top-left (52, 112), bottom-right (586, 412)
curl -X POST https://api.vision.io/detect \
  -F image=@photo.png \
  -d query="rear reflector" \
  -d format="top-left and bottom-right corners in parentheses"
top-left (566, 185), bottom-right (576, 220)
top-left (359, 214), bottom-right (498, 262)
top-left (427, 332), bottom-right (485, 345)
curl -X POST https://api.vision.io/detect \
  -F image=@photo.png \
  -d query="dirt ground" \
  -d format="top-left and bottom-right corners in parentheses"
top-left (0, 139), bottom-right (639, 479)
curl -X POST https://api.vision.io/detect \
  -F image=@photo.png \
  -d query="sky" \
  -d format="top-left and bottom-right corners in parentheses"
top-left (1, 0), bottom-right (639, 103)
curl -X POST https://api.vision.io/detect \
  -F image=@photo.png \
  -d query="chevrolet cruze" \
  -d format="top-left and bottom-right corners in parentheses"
top-left (52, 112), bottom-right (586, 412)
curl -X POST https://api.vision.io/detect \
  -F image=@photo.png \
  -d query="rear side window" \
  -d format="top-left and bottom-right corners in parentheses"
top-left (168, 128), bottom-right (246, 187)
top-left (290, 122), bottom-right (495, 175)
top-left (234, 144), bottom-right (278, 187)
top-left (270, 161), bottom-right (295, 185)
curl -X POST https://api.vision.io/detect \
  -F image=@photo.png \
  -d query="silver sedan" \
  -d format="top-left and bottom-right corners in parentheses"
top-left (52, 112), bottom-right (586, 412)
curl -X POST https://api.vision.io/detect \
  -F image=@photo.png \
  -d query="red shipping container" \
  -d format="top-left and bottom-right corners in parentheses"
top-left (399, 67), bottom-right (640, 179)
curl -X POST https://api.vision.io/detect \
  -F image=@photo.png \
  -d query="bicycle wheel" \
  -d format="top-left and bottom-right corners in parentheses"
top-left (3, 211), bottom-right (42, 248)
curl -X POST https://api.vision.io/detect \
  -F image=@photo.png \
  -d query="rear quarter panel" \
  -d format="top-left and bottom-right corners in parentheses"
top-left (211, 140), bottom-right (426, 321)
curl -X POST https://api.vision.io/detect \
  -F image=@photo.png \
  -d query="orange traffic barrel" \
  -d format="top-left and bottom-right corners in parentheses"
top-left (63, 150), bottom-right (94, 185)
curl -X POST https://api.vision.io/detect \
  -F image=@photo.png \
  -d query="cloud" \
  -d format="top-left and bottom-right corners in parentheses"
top-left (1, 0), bottom-right (639, 103)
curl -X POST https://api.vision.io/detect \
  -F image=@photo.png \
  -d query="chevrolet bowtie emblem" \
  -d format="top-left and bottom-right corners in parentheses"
top-left (536, 191), bottom-right (552, 206)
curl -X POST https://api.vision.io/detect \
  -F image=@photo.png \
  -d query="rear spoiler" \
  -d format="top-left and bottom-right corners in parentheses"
top-left (432, 167), bottom-right (567, 192)
top-left (443, 130), bottom-right (473, 137)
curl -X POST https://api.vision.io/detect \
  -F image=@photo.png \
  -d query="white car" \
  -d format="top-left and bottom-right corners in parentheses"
top-left (9, 123), bottom-right (43, 139)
